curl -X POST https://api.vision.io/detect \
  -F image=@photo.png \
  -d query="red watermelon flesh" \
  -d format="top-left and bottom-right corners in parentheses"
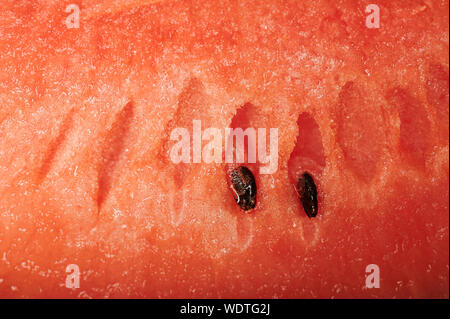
top-left (0, 0), bottom-right (448, 298)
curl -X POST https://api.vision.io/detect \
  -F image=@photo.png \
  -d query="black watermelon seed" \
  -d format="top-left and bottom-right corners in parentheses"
top-left (230, 166), bottom-right (257, 212)
top-left (297, 172), bottom-right (318, 218)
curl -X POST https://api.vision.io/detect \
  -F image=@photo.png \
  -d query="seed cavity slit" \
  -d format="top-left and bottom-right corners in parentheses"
top-left (97, 101), bottom-right (134, 210)
top-left (225, 103), bottom-right (262, 212)
top-left (36, 108), bottom-right (76, 184)
top-left (287, 112), bottom-right (324, 217)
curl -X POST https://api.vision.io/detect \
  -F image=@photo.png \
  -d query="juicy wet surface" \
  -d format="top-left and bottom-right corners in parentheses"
top-left (0, 0), bottom-right (448, 298)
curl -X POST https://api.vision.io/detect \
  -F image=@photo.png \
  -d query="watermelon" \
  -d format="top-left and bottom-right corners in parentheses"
top-left (0, 0), bottom-right (448, 298)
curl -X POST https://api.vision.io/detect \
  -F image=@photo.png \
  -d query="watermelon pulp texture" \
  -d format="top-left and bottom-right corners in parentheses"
top-left (0, 0), bottom-right (449, 298)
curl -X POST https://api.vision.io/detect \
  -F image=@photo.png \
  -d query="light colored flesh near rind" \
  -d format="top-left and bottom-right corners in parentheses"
top-left (0, 0), bottom-right (448, 298)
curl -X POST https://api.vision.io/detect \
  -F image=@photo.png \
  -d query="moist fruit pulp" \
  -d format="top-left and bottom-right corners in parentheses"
top-left (0, 0), bottom-right (448, 298)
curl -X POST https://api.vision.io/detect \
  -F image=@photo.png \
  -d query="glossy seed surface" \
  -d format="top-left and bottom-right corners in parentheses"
top-left (297, 172), bottom-right (318, 218)
top-left (230, 166), bottom-right (257, 212)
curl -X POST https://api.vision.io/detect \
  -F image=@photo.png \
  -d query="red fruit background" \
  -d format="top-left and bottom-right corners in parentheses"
top-left (0, 0), bottom-right (448, 298)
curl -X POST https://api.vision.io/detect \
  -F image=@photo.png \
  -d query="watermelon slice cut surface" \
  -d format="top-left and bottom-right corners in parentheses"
top-left (0, 0), bottom-right (448, 298)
